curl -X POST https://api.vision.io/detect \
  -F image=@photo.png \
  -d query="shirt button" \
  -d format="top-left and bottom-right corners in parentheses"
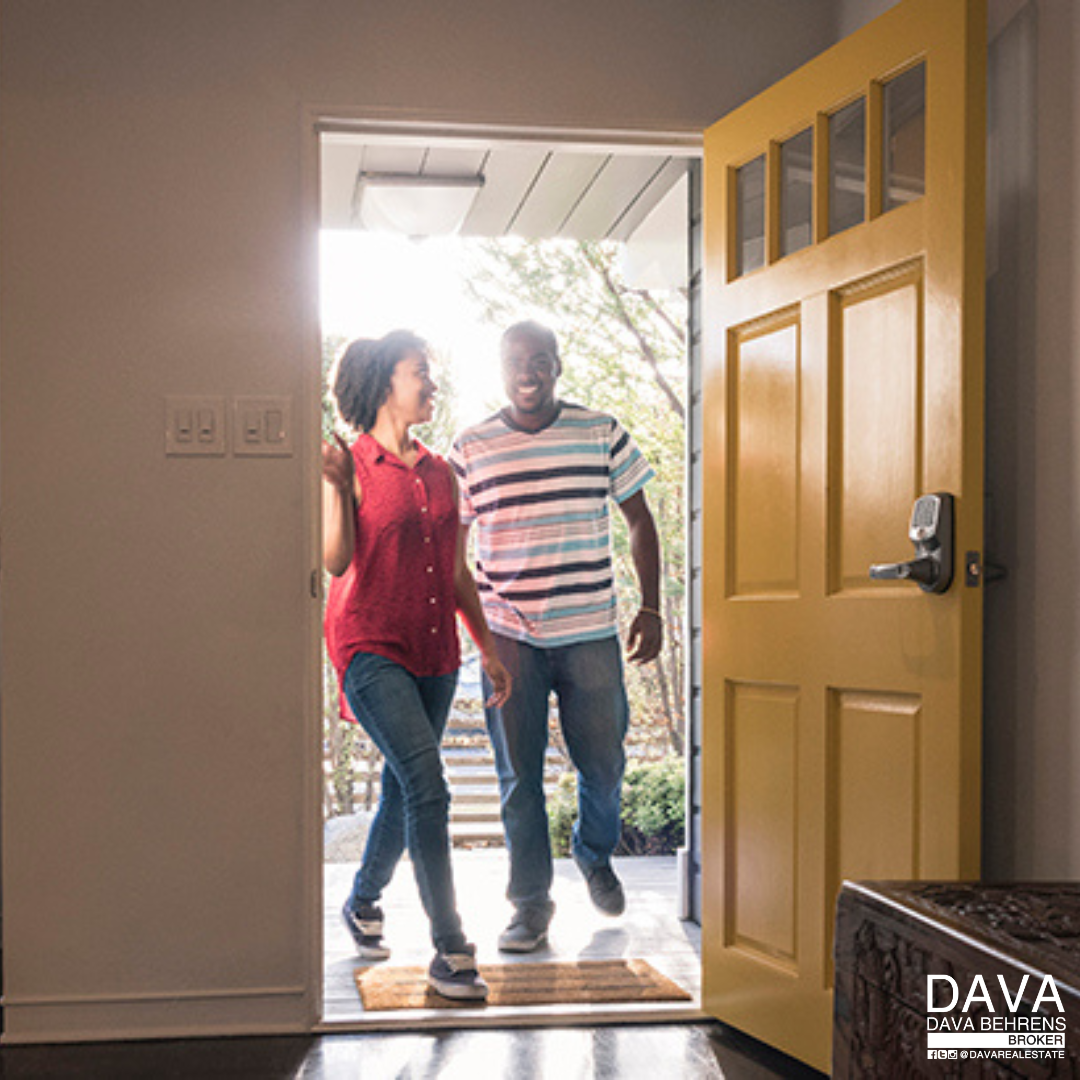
top-left (424, 537), bottom-right (431, 543)
top-left (427, 566), bottom-right (434, 573)
top-left (421, 507), bottom-right (428, 513)
top-left (430, 627), bottom-right (438, 634)
top-left (429, 597), bottom-right (437, 605)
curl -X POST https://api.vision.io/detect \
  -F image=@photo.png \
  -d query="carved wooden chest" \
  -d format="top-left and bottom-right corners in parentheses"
top-left (834, 882), bottom-right (1080, 1078)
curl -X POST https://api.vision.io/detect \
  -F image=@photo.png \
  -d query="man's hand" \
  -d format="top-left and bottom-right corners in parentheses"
top-left (626, 607), bottom-right (663, 664)
top-left (482, 652), bottom-right (513, 708)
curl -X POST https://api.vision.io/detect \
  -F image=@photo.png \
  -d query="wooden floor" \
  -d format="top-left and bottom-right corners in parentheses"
top-left (324, 852), bottom-right (701, 1024)
top-left (0, 858), bottom-right (826, 1078)
top-left (0, 1023), bottom-right (826, 1078)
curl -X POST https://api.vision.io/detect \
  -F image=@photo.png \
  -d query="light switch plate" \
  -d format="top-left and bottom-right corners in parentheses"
top-left (231, 396), bottom-right (294, 457)
top-left (165, 395), bottom-right (226, 456)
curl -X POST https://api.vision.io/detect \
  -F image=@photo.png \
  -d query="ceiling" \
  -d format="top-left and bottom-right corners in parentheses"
top-left (320, 132), bottom-right (699, 242)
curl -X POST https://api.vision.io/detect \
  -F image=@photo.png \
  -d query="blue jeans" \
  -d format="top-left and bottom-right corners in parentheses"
top-left (342, 651), bottom-right (466, 955)
top-left (483, 634), bottom-right (629, 917)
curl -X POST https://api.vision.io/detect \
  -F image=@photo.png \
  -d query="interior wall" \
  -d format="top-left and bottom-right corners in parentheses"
top-left (836, 0), bottom-right (1080, 880)
top-left (835, 0), bottom-right (899, 38)
top-left (0, 0), bottom-right (837, 1042)
top-left (982, 0), bottom-right (1080, 880)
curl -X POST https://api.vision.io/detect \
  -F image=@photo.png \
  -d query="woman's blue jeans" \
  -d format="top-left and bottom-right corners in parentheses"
top-left (482, 634), bottom-right (629, 918)
top-left (342, 651), bottom-right (466, 955)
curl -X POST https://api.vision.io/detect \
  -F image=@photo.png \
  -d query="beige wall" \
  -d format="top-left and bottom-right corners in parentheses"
top-left (0, 0), bottom-right (835, 1041)
top-left (982, 0), bottom-right (1080, 881)
top-left (837, 0), bottom-right (1080, 880)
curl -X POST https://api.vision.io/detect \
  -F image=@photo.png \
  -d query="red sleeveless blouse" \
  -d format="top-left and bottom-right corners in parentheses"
top-left (324, 434), bottom-right (461, 690)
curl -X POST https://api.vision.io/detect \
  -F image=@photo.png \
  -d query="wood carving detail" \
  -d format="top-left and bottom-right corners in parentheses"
top-left (834, 884), bottom-right (1080, 1079)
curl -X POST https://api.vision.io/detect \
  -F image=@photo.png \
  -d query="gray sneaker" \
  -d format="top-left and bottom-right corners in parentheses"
top-left (428, 944), bottom-right (489, 1001)
top-left (574, 855), bottom-right (626, 916)
top-left (341, 901), bottom-right (391, 960)
top-left (498, 910), bottom-right (550, 953)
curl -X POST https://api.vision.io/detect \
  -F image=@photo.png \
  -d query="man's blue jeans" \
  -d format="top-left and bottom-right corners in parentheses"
top-left (342, 651), bottom-right (466, 955)
top-left (483, 634), bottom-right (629, 918)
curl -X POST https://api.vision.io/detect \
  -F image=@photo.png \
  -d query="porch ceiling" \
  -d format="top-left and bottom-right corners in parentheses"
top-left (321, 132), bottom-right (698, 242)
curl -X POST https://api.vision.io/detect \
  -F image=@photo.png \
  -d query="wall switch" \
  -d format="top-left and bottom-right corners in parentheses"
top-left (166, 396), bottom-right (226, 456)
top-left (231, 396), bottom-right (293, 456)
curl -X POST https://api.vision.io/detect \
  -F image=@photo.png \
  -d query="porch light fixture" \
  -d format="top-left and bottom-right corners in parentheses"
top-left (354, 172), bottom-right (485, 238)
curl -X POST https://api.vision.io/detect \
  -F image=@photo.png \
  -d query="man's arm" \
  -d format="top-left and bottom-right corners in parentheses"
top-left (617, 489), bottom-right (663, 664)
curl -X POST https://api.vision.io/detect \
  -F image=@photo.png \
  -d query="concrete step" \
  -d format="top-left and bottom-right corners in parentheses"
top-left (441, 751), bottom-right (496, 765)
top-left (449, 807), bottom-right (502, 823)
top-left (442, 748), bottom-right (564, 761)
top-left (450, 822), bottom-right (506, 847)
top-left (444, 763), bottom-right (563, 777)
top-left (448, 791), bottom-right (501, 805)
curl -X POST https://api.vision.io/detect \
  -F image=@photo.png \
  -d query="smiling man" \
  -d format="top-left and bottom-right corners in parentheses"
top-left (449, 320), bottom-right (663, 953)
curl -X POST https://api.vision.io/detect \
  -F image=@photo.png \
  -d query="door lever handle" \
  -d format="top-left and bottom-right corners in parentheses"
top-left (869, 556), bottom-right (939, 587)
top-left (867, 493), bottom-right (954, 594)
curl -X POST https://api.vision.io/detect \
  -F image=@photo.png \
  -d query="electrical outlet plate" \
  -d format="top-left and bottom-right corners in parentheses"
top-left (165, 395), bottom-right (226, 456)
top-left (231, 395), bottom-right (293, 457)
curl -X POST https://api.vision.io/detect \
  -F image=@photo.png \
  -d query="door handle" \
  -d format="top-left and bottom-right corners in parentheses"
top-left (868, 493), bottom-right (954, 594)
top-left (868, 554), bottom-right (940, 586)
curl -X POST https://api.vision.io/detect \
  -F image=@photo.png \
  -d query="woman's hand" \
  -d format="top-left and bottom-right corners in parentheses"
top-left (322, 433), bottom-right (354, 495)
top-left (482, 652), bottom-right (513, 709)
top-left (322, 434), bottom-right (358, 576)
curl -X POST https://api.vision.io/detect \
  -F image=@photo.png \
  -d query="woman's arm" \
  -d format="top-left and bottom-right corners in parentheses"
top-left (322, 434), bottom-right (360, 577)
top-left (450, 475), bottom-right (512, 707)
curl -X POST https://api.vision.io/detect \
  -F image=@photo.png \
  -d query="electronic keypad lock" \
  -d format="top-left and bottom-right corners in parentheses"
top-left (868, 493), bottom-right (955, 594)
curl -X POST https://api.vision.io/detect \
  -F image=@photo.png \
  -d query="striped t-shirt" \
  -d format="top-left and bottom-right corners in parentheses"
top-left (449, 403), bottom-right (655, 647)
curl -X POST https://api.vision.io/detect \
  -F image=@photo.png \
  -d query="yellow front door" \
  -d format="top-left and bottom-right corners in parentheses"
top-left (700, 0), bottom-right (986, 1070)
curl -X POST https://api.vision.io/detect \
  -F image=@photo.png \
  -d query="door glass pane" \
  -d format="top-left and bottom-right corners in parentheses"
top-left (828, 98), bottom-right (866, 236)
top-left (736, 155), bottom-right (766, 276)
top-left (780, 128), bottom-right (813, 257)
top-left (883, 63), bottom-right (926, 211)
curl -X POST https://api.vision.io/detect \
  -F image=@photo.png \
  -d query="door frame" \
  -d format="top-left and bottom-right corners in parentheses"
top-left (300, 108), bottom-right (706, 1032)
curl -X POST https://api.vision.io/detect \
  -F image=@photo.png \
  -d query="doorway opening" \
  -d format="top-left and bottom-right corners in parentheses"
top-left (315, 123), bottom-right (703, 1026)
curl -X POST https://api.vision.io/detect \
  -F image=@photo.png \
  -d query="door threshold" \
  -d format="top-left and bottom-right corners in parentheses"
top-left (315, 1000), bottom-right (706, 1034)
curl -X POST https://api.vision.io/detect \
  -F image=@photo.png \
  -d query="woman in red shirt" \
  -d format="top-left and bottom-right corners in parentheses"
top-left (322, 331), bottom-right (510, 1001)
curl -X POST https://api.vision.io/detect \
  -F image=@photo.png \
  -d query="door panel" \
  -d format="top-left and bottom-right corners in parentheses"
top-left (730, 315), bottom-right (800, 597)
top-left (828, 688), bottom-right (921, 888)
top-left (833, 264), bottom-right (923, 594)
top-left (729, 682), bottom-right (799, 967)
top-left (701, 0), bottom-right (986, 1069)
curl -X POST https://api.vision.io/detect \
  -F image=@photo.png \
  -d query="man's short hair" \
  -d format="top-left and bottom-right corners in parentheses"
top-left (502, 320), bottom-right (559, 359)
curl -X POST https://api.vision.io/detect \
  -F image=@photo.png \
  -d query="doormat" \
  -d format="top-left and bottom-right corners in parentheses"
top-left (355, 958), bottom-right (692, 1011)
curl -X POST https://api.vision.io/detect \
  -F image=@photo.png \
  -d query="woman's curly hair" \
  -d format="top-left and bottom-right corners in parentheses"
top-left (331, 330), bottom-right (427, 432)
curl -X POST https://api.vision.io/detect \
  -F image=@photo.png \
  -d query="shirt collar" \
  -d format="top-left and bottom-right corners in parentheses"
top-left (358, 432), bottom-right (432, 469)
top-left (499, 400), bottom-right (564, 435)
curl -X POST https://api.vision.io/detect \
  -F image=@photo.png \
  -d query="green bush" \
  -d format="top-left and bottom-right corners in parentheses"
top-left (547, 757), bottom-right (686, 857)
top-left (548, 772), bottom-right (579, 859)
top-left (620, 757), bottom-right (686, 852)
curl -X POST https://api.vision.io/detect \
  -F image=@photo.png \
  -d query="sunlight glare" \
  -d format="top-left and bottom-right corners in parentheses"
top-left (320, 231), bottom-right (504, 426)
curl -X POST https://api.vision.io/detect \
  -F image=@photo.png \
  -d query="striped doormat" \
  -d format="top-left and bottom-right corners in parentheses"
top-left (355, 958), bottom-right (692, 1011)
